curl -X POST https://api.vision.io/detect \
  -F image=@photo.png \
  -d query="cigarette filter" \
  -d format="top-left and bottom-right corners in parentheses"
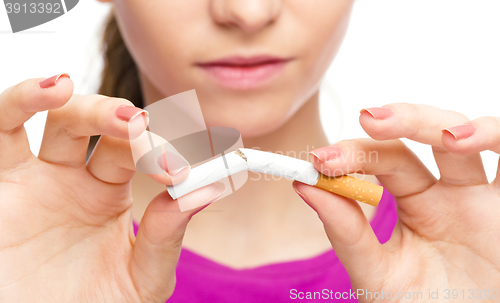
top-left (315, 174), bottom-right (382, 206)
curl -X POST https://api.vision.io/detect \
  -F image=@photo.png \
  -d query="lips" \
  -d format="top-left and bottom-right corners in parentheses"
top-left (196, 55), bottom-right (293, 90)
top-left (198, 55), bottom-right (289, 66)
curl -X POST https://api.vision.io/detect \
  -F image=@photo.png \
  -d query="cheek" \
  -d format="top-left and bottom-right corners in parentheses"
top-left (294, 0), bottom-right (355, 86)
top-left (113, 0), bottom-right (204, 95)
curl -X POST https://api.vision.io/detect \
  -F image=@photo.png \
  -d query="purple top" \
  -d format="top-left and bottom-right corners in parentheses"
top-left (132, 188), bottom-right (398, 302)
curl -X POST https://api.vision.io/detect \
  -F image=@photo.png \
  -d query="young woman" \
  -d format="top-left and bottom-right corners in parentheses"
top-left (1, 0), bottom-right (499, 302)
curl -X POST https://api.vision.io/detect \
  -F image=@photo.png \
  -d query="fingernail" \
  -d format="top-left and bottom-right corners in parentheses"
top-left (360, 107), bottom-right (393, 120)
top-left (115, 105), bottom-right (149, 123)
top-left (293, 186), bottom-right (317, 213)
top-left (38, 73), bottom-right (70, 89)
top-left (309, 146), bottom-right (342, 162)
top-left (189, 182), bottom-right (226, 218)
top-left (442, 123), bottom-right (476, 140)
top-left (157, 152), bottom-right (190, 176)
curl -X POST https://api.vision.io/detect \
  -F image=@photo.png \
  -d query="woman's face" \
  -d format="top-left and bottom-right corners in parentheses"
top-left (110, 0), bottom-right (354, 137)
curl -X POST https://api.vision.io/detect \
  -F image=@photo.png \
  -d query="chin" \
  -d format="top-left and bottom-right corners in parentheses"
top-left (198, 87), bottom-right (304, 138)
top-left (234, 122), bottom-right (283, 139)
top-left (203, 109), bottom-right (291, 140)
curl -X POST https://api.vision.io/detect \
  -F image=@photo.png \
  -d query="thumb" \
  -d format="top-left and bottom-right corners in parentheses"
top-left (292, 181), bottom-right (388, 289)
top-left (130, 182), bottom-right (226, 302)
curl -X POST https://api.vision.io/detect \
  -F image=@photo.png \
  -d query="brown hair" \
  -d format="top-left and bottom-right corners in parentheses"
top-left (88, 10), bottom-right (143, 159)
top-left (98, 9), bottom-right (143, 109)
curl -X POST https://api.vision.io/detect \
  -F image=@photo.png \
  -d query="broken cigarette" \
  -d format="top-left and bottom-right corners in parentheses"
top-left (166, 148), bottom-right (383, 206)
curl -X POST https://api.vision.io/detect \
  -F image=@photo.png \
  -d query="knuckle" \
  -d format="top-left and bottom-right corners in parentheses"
top-left (0, 124), bottom-right (24, 135)
top-left (9, 81), bottom-right (24, 98)
top-left (7, 81), bottom-right (30, 111)
top-left (337, 138), bottom-right (371, 171)
top-left (92, 95), bottom-right (111, 115)
top-left (401, 103), bottom-right (421, 136)
top-left (62, 125), bottom-right (84, 140)
top-left (480, 116), bottom-right (500, 129)
top-left (446, 110), bottom-right (469, 124)
top-left (336, 138), bottom-right (362, 154)
top-left (94, 94), bottom-right (134, 108)
top-left (348, 138), bottom-right (368, 153)
top-left (93, 95), bottom-right (114, 109)
top-left (385, 102), bottom-right (416, 117)
top-left (405, 102), bottom-right (420, 119)
top-left (91, 96), bottom-right (119, 127)
top-left (95, 136), bottom-right (136, 170)
top-left (432, 144), bottom-right (452, 154)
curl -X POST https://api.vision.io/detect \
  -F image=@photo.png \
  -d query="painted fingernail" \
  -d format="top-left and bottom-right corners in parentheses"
top-left (293, 186), bottom-right (317, 213)
top-left (38, 73), bottom-right (70, 89)
top-left (189, 182), bottom-right (226, 218)
top-left (157, 152), bottom-right (190, 176)
top-left (360, 107), bottom-right (393, 120)
top-left (309, 146), bottom-right (342, 162)
top-left (115, 105), bottom-right (148, 123)
top-left (442, 123), bottom-right (476, 140)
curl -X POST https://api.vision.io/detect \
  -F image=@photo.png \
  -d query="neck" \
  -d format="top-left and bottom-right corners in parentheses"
top-left (244, 91), bottom-right (327, 159)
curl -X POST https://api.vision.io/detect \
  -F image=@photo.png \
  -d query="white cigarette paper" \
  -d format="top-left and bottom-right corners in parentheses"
top-left (166, 148), bottom-right (320, 200)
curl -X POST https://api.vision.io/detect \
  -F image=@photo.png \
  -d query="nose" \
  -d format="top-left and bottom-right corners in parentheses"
top-left (210, 0), bottom-right (282, 33)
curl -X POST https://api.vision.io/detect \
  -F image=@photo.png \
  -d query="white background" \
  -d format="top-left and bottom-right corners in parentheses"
top-left (0, 0), bottom-right (499, 181)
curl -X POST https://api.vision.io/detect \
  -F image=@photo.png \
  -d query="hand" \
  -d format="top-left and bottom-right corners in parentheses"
top-left (0, 75), bottom-right (225, 302)
top-left (293, 103), bottom-right (500, 302)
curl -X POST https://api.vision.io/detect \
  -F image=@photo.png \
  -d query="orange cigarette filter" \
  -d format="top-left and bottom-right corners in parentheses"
top-left (314, 174), bottom-right (384, 206)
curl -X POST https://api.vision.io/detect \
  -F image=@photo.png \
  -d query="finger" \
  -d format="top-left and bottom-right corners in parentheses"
top-left (359, 103), bottom-right (470, 146)
top-left (0, 74), bottom-right (73, 169)
top-left (439, 116), bottom-right (500, 186)
top-left (431, 144), bottom-right (488, 186)
top-left (310, 138), bottom-right (436, 197)
top-left (442, 117), bottom-right (500, 154)
top-left (309, 138), bottom-right (436, 213)
top-left (87, 133), bottom-right (190, 185)
top-left (293, 181), bottom-right (390, 290)
top-left (496, 160), bottom-right (500, 187)
top-left (38, 94), bottom-right (148, 167)
top-left (130, 182), bottom-right (226, 302)
top-left (360, 103), bottom-right (487, 186)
